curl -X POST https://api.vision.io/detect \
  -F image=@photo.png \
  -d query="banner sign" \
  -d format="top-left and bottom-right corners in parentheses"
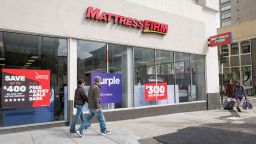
top-left (86, 6), bottom-right (168, 35)
top-left (2, 69), bottom-right (50, 108)
top-left (208, 32), bottom-right (232, 47)
top-left (144, 82), bottom-right (167, 101)
top-left (91, 72), bottom-right (122, 103)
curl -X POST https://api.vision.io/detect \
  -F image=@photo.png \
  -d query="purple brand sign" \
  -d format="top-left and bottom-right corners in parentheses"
top-left (91, 72), bottom-right (122, 104)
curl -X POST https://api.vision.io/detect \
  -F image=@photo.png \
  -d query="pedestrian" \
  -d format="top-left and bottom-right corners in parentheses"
top-left (69, 79), bottom-right (88, 133)
top-left (76, 76), bottom-right (111, 137)
top-left (233, 80), bottom-right (247, 112)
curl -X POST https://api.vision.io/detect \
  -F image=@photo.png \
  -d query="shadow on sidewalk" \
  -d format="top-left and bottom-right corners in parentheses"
top-left (150, 126), bottom-right (256, 144)
top-left (138, 110), bottom-right (256, 144)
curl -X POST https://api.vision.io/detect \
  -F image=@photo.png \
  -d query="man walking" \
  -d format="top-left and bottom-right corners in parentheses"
top-left (69, 79), bottom-right (88, 133)
top-left (76, 76), bottom-right (111, 137)
top-left (233, 80), bottom-right (247, 112)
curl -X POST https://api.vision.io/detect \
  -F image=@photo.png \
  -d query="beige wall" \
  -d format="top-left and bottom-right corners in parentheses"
top-left (218, 19), bottom-right (256, 41)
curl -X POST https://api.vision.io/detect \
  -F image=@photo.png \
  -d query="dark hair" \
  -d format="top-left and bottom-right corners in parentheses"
top-left (78, 79), bottom-right (85, 85)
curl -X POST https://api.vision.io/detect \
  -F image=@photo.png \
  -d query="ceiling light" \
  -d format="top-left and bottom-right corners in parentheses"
top-left (31, 56), bottom-right (39, 59)
top-left (0, 58), bottom-right (5, 60)
top-left (26, 62), bottom-right (32, 65)
top-left (24, 65), bottom-right (29, 67)
top-left (28, 59), bottom-right (35, 62)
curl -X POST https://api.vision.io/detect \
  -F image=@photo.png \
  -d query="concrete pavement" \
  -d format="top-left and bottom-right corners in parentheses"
top-left (0, 99), bottom-right (255, 144)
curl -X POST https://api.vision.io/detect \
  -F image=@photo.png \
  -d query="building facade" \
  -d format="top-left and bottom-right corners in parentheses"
top-left (218, 20), bottom-right (256, 96)
top-left (220, 0), bottom-right (256, 27)
top-left (0, 0), bottom-right (219, 130)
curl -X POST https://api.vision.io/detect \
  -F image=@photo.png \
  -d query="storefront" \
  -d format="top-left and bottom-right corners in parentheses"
top-left (0, 0), bottom-right (219, 130)
top-left (218, 19), bottom-right (256, 96)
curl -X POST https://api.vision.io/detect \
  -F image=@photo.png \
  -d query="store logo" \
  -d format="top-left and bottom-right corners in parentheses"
top-left (35, 72), bottom-right (48, 80)
top-left (100, 76), bottom-right (120, 86)
top-left (86, 6), bottom-right (168, 35)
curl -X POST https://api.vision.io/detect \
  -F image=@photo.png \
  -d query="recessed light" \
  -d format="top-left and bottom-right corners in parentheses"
top-left (26, 62), bottom-right (32, 65)
top-left (31, 56), bottom-right (39, 59)
top-left (28, 59), bottom-right (35, 62)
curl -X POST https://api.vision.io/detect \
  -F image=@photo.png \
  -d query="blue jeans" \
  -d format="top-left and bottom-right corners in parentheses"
top-left (70, 105), bottom-right (85, 131)
top-left (79, 109), bottom-right (107, 134)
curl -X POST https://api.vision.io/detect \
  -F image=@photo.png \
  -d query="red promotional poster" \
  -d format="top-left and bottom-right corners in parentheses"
top-left (144, 82), bottom-right (167, 101)
top-left (208, 32), bottom-right (232, 47)
top-left (2, 69), bottom-right (50, 108)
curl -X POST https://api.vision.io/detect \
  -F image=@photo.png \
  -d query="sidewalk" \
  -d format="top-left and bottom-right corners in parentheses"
top-left (0, 107), bottom-right (255, 144)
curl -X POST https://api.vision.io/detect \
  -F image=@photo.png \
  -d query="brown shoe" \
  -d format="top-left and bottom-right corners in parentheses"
top-left (236, 107), bottom-right (242, 112)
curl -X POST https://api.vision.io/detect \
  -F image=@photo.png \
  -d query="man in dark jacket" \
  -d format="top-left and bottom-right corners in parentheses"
top-left (69, 79), bottom-right (88, 133)
top-left (76, 76), bottom-right (111, 137)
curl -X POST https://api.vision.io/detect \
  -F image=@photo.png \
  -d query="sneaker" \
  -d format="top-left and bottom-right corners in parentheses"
top-left (101, 130), bottom-right (111, 136)
top-left (76, 130), bottom-right (85, 137)
top-left (69, 130), bottom-right (76, 133)
top-left (237, 107), bottom-right (242, 112)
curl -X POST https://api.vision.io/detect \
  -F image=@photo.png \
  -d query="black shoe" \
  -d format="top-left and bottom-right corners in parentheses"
top-left (70, 130), bottom-right (76, 133)
top-left (237, 107), bottom-right (242, 112)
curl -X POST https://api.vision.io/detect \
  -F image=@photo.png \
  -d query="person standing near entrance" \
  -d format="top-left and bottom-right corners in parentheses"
top-left (70, 79), bottom-right (88, 133)
top-left (76, 76), bottom-right (111, 137)
top-left (233, 80), bottom-right (247, 112)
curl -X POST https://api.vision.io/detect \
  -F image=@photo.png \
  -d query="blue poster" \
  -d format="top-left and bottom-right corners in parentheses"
top-left (91, 72), bottom-right (122, 104)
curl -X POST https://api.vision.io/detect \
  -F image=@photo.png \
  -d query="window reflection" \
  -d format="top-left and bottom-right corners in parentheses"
top-left (241, 41), bottom-right (250, 54)
top-left (175, 53), bottom-right (190, 102)
top-left (231, 43), bottom-right (239, 55)
top-left (134, 48), bottom-right (156, 107)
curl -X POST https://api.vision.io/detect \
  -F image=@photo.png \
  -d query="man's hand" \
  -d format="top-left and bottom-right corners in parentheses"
top-left (96, 109), bottom-right (100, 112)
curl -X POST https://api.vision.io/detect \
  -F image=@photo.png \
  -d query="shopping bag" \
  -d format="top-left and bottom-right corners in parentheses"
top-left (242, 101), bottom-right (247, 109)
top-left (242, 100), bottom-right (253, 110)
top-left (247, 101), bottom-right (253, 109)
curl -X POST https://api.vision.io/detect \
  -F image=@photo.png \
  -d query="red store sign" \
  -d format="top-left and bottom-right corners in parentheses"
top-left (208, 32), bottom-right (233, 47)
top-left (144, 83), bottom-right (167, 101)
top-left (86, 7), bottom-right (168, 35)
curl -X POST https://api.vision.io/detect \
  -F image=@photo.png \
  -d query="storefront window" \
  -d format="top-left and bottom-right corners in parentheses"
top-left (77, 41), bottom-right (131, 110)
top-left (108, 44), bottom-right (129, 109)
top-left (77, 40), bottom-right (107, 82)
top-left (0, 32), bottom-right (68, 127)
top-left (231, 43), bottom-right (239, 55)
top-left (174, 53), bottom-right (191, 102)
top-left (134, 47), bottom-right (156, 107)
top-left (242, 66), bottom-right (252, 87)
top-left (231, 67), bottom-right (240, 82)
top-left (190, 55), bottom-right (206, 101)
top-left (156, 50), bottom-right (176, 105)
top-left (77, 40), bottom-right (108, 109)
top-left (241, 41), bottom-right (250, 54)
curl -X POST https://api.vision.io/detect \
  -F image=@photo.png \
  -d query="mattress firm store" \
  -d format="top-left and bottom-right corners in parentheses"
top-left (0, 0), bottom-right (219, 130)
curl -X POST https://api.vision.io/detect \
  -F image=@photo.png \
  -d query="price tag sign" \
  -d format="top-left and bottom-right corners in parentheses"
top-left (2, 69), bottom-right (50, 108)
top-left (144, 82), bottom-right (167, 101)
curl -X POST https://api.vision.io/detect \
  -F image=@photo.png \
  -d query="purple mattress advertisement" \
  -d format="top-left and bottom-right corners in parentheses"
top-left (91, 72), bottom-right (122, 104)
